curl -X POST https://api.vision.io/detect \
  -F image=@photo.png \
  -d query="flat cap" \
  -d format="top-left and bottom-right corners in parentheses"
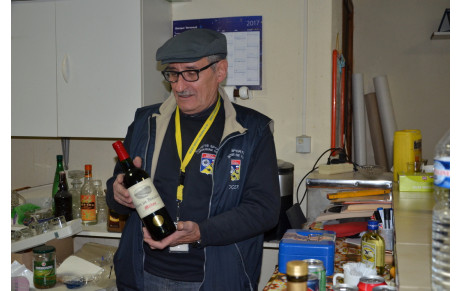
top-left (156, 28), bottom-right (227, 64)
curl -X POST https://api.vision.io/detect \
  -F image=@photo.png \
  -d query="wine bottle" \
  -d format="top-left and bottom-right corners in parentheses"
top-left (112, 141), bottom-right (176, 240)
top-left (54, 171), bottom-right (73, 221)
top-left (52, 155), bottom-right (64, 211)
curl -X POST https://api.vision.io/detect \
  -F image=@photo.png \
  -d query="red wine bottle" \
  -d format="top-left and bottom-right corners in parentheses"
top-left (112, 141), bottom-right (176, 240)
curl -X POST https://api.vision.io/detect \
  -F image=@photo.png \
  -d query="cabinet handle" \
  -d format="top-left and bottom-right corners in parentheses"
top-left (61, 55), bottom-right (70, 83)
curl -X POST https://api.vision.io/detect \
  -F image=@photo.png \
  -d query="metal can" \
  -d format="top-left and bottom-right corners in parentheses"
top-left (33, 245), bottom-right (56, 289)
top-left (332, 284), bottom-right (359, 291)
top-left (307, 273), bottom-right (319, 291)
top-left (372, 286), bottom-right (398, 291)
top-left (357, 275), bottom-right (386, 291)
top-left (304, 259), bottom-right (326, 291)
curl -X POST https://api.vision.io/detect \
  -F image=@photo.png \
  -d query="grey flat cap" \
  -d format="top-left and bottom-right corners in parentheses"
top-left (156, 28), bottom-right (227, 64)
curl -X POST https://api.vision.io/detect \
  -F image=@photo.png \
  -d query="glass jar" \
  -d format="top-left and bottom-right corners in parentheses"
top-left (33, 245), bottom-right (56, 289)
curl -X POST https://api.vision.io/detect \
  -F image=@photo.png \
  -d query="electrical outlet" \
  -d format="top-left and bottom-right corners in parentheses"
top-left (296, 135), bottom-right (311, 153)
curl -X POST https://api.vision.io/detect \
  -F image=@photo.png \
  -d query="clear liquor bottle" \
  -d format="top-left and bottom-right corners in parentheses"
top-left (68, 170), bottom-right (84, 220)
top-left (361, 220), bottom-right (385, 275)
top-left (80, 164), bottom-right (97, 225)
top-left (93, 180), bottom-right (108, 224)
top-left (432, 130), bottom-right (450, 290)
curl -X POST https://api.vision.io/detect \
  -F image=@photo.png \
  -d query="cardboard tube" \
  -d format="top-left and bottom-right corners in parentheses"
top-left (373, 76), bottom-right (397, 169)
top-left (364, 92), bottom-right (389, 171)
top-left (352, 73), bottom-right (366, 165)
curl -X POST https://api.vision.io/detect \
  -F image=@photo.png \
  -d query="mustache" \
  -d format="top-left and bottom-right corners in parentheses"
top-left (176, 90), bottom-right (195, 97)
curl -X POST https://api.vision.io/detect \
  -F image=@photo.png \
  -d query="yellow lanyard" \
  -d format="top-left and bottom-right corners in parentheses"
top-left (175, 97), bottom-right (221, 203)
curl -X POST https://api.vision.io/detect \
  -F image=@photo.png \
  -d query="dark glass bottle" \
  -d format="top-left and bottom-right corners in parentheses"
top-left (54, 171), bottom-right (73, 221)
top-left (112, 141), bottom-right (176, 240)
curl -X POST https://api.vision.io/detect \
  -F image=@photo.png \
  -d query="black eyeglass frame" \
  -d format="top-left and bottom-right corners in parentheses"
top-left (161, 61), bottom-right (220, 83)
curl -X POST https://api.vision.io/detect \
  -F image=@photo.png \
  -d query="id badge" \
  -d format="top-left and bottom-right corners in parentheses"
top-left (169, 244), bottom-right (189, 253)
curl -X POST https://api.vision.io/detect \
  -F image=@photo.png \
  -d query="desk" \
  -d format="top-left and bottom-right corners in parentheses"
top-left (263, 189), bottom-right (435, 290)
top-left (263, 238), bottom-right (384, 290)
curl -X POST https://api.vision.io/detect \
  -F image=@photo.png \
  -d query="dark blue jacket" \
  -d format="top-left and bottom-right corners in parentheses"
top-left (106, 88), bottom-right (280, 290)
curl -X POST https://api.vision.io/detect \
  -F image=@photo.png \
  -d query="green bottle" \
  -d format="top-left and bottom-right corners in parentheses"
top-left (52, 155), bottom-right (64, 211)
top-left (361, 219), bottom-right (386, 275)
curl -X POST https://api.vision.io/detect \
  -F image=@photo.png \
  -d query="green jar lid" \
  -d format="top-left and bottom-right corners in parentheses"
top-left (33, 245), bottom-right (55, 254)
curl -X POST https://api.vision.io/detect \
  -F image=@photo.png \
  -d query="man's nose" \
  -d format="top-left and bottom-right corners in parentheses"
top-left (173, 73), bottom-right (188, 91)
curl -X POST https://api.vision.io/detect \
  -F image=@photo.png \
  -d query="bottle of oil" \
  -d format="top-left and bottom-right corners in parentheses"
top-left (361, 219), bottom-right (385, 275)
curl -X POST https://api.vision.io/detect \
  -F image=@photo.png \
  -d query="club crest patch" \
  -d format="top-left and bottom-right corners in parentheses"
top-left (230, 160), bottom-right (241, 181)
top-left (200, 153), bottom-right (216, 175)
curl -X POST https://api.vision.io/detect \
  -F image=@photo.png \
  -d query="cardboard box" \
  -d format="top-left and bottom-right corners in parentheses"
top-left (11, 237), bottom-right (74, 271)
top-left (399, 173), bottom-right (434, 192)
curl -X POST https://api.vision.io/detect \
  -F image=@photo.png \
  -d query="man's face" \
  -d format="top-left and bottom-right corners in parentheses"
top-left (167, 58), bottom-right (228, 115)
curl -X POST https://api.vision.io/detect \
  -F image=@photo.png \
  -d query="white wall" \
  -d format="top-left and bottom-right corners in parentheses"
top-left (353, 0), bottom-right (450, 164)
top-left (12, 1), bottom-right (340, 220)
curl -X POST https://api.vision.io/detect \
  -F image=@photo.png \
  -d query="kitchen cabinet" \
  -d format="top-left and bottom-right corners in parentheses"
top-left (12, 0), bottom-right (171, 138)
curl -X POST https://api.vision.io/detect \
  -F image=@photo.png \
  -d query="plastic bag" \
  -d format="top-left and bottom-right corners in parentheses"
top-left (11, 204), bottom-right (40, 225)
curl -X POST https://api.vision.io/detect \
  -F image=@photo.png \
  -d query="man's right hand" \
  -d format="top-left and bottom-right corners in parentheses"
top-left (112, 156), bottom-right (143, 209)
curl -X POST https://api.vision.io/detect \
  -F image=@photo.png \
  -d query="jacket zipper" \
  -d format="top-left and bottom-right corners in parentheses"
top-left (199, 131), bottom-right (249, 290)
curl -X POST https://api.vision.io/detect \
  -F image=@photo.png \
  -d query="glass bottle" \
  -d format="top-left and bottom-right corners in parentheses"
top-left (361, 220), bottom-right (385, 275)
top-left (52, 155), bottom-right (64, 211)
top-left (93, 180), bottom-right (108, 224)
top-left (112, 141), bottom-right (176, 240)
top-left (68, 170), bottom-right (84, 220)
top-left (54, 171), bottom-right (73, 222)
top-left (432, 130), bottom-right (450, 290)
top-left (80, 164), bottom-right (97, 225)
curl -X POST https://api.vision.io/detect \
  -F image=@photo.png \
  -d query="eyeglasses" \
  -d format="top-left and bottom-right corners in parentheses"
top-left (161, 61), bottom-right (219, 83)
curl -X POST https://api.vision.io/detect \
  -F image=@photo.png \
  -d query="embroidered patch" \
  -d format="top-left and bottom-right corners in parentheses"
top-left (230, 160), bottom-right (241, 181)
top-left (200, 153), bottom-right (216, 175)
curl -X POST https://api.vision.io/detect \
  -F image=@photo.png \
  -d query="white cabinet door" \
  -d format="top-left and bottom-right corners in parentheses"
top-left (12, 0), bottom-right (170, 138)
top-left (55, 0), bottom-right (143, 138)
top-left (11, 1), bottom-right (58, 137)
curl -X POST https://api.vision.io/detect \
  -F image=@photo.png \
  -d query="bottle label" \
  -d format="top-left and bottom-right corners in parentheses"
top-left (361, 241), bottom-right (377, 268)
top-left (434, 157), bottom-right (450, 189)
top-left (81, 195), bottom-right (96, 222)
top-left (128, 178), bottom-right (165, 219)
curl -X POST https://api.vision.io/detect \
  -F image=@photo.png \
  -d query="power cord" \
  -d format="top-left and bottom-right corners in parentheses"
top-left (295, 147), bottom-right (362, 208)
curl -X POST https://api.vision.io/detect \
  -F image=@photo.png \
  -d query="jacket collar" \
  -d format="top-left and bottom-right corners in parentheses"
top-left (149, 86), bottom-right (246, 177)
top-left (155, 86), bottom-right (246, 139)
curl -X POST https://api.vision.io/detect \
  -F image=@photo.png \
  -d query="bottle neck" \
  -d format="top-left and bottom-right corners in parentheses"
top-left (119, 158), bottom-right (136, 172)
top-left (58, 172), bottom-right (68, 191)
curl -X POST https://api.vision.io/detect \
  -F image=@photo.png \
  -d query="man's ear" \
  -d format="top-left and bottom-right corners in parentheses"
top-left (216, 59), bottom-right (228, 83)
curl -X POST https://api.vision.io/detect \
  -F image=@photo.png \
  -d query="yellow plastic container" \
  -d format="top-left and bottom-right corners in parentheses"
top-left (393, 130), bottom-right (422, 182)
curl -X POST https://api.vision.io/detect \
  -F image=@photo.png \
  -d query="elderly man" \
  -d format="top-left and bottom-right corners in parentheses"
top-left (106, 28), bottom-right (280, 291)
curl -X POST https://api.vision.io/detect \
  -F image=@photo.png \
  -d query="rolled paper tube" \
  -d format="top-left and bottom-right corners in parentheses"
top-left (364, 92), bottom-right (389, 171)
top-left (374, 75), bottom-right (397, 169)
top-left (352, 73), bottom-right (367, 166)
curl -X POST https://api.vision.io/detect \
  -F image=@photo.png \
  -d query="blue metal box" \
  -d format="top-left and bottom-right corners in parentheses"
top-left (278, 229), bottom-right (336, 276)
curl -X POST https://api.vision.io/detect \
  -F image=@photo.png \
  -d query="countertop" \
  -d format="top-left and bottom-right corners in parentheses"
top-left (393, 189), bottom-right (435, 290)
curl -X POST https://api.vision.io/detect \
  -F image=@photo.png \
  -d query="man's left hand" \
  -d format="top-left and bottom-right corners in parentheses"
top-left (143, 221), bottom-right (201, 250)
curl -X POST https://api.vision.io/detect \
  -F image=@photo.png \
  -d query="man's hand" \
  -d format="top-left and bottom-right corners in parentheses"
top-left (112, 156), bottom-right (143, 208)
top-left (143, 221), bottom-right (201, 250)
